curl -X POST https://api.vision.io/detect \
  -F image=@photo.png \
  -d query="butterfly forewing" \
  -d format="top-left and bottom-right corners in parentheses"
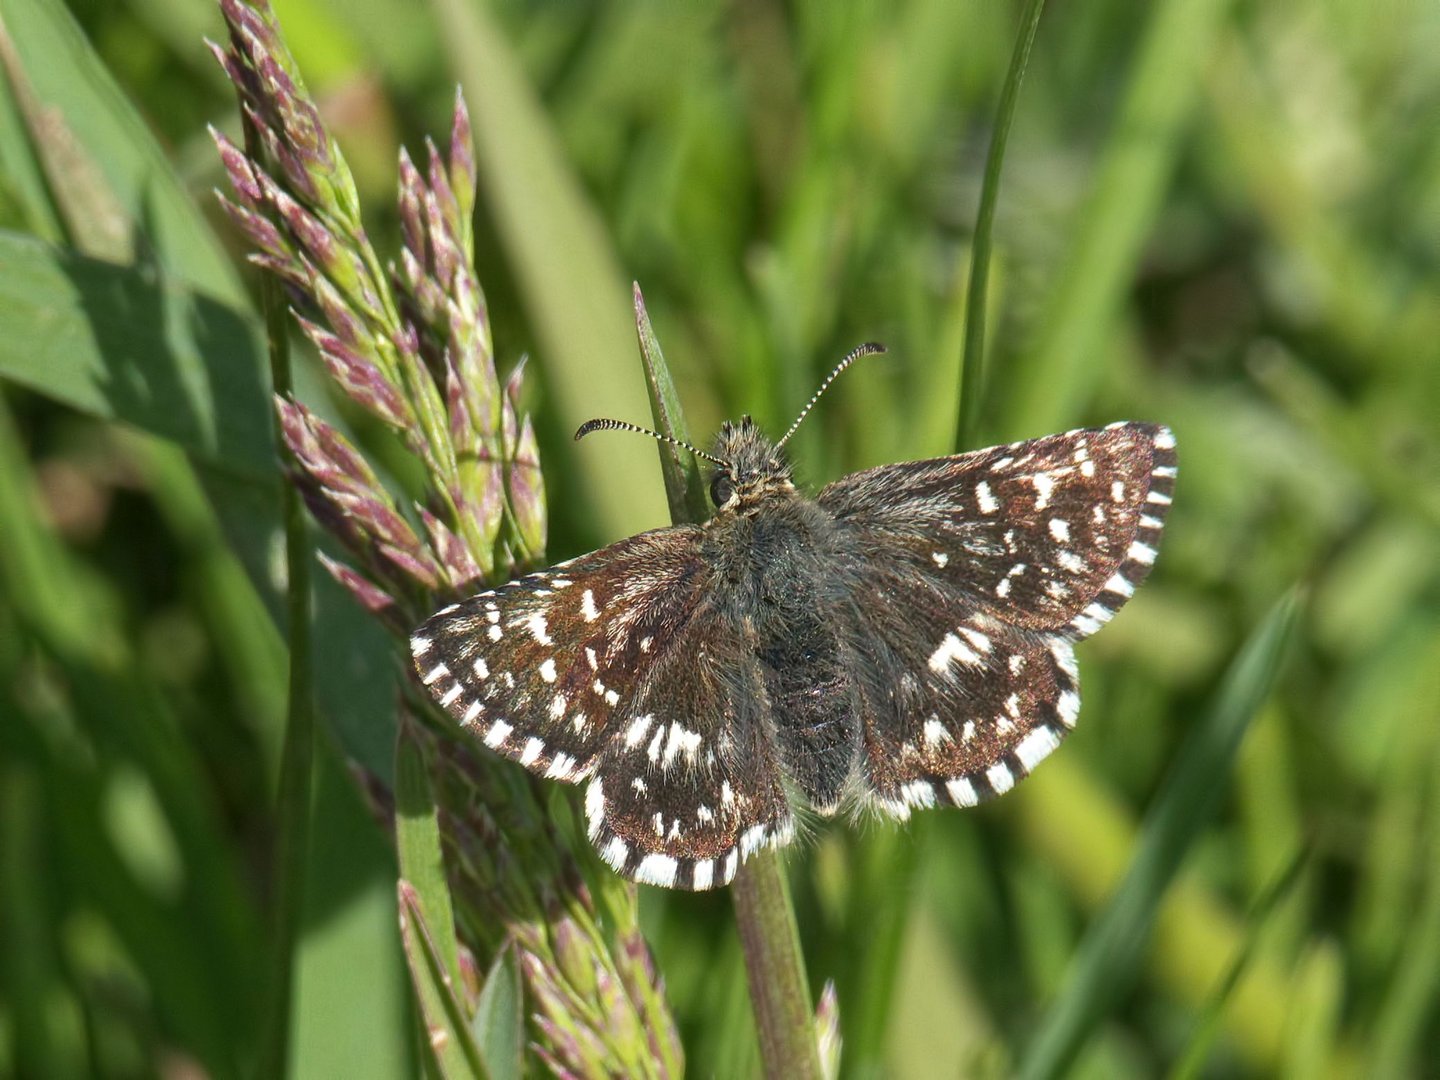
top-left (411, 528), bottom-right (709, 782)
top-left (819, 423), bottom-right (1176, 638)
top-left (821, 422), bottom-right (1174, 817)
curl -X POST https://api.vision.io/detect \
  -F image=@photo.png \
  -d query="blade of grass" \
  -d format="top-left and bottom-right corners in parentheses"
top-left (633, 282), bottom-right (708, 525)
top-left (1167, 845), bottom-right (1308, 1080)
top-left (0, 0), bottom-right (245, 304)
top-left (244, 101), bottom-right (317, 1080)
top-left (1367, 634), bottom-right (1440, 1074)
top-left (1017, 588), bottom-right (1302, 1079)
top-left (472, 945), bottom-right (524, 1080)
top-left (398, 881), bottom-right (489, 1079)
top-left (1003, 0), bottom-right (1235, 439)
top-left (395, 712), bottom-right (462, 992)
top-left (955, 0), bottom-right (1048, 452)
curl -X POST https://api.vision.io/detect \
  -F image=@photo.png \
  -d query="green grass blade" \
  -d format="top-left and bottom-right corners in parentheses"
top-left (395, 713), bottom-right (463, 992)
top-left (956, 0), bottom-right (1048, 452)
top-left (399, 880), bottom-right (489, 1079)
top-left (1003, 0), bottom-right (1235, 439)
top-left (1018, 588), bottom-right (1303, 1079)
top-left (633, 282), bottom-right (708, 524)
top-left (0, 232), bottom-right (271, 476)
top-left (472, 945), bottom-right (524, 1080)
top-left (0, 0), bottom-right (245, 305)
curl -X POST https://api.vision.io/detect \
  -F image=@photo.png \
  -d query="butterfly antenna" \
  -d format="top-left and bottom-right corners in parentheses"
top-left (775, 342), bottom-right (887, 448)
top-left (574, 417), bottom-right (729, 467)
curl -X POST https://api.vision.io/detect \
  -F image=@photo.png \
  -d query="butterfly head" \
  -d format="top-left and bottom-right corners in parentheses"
top-left (708, 416), bottom-right (793, 512)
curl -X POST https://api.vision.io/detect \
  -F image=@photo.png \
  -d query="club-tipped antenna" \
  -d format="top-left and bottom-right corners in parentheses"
top-left (775, 342), bottom-right (887, 449)
top-left (574, 417), bottom-right (729, 467)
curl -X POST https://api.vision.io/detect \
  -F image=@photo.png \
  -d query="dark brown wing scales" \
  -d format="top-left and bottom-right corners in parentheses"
top-left (411, 527), bottom-right (709, 783)
top-left (819, 423), bottom-right (1176, 639)
top-left (820, 423), bottom-right (1175, 816)
top-left (583, 599), bottom-right (793, 890)
top-left (411, 524), bottom-right (795, 891)
top-left (831, 553), bottom-right (1081, 816)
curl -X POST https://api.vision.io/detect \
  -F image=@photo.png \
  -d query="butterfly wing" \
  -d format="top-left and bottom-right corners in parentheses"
top-left (819, 423), bottom-right (1175, 639)
top-left (818, 422), bottom-right (1175, 815)
top-left (583, 598), bottom-right (794, 890)
top-left (411, 527), bottom-right (794, 890)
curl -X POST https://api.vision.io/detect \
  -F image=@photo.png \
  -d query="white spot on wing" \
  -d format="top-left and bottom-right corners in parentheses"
top-left (423, 663), bottom-right (449, 686)
top-left (1049, 518), bottom-right (1071, 543)
top-left (923, 718), bottom-right (950, 747)
top-left (1032, 473), bottom-right (1055, 509)
top-left (928, 632), bottom-right (980, 673)
top-left (986, 762), bottom-right (1015, 795)
top-left (1127, 539), bottom-right (1157, 565)
top-left (1154, 427), bottom-right (1176, 450)
top-left (539, 658), bottom-right (557, 683)
top-left (975, 481), bottom-right (998, 514)
top-left (463, 700), bottom-right (482, 724)
top-left (662, 722), bottom-right (703, 766)
top-left (932, 551), bottom-right (949, 568)
top-left (624, 714), bottom-right (654, 748)
top-left (439, 684), bottom-right (462, 707)
top-left (519, 737), bottom-right (544, 766)
top-left (487, 625), bottom-right (502, 642)
top-left (1015, 726), bottom-right (1061, 772)
top-left (549, 693), bottom-right (567, 719)
top-left (526, 613), bottom-right (553, 645)
top-left (1057, 550), bottom-right (1085, 573)
top-left (581, 589), bottom-right (600, 622)
top-left (946, 778), bottom-right (979, 807)
top-left (484, 720), bottom-right (512, 748)
top-left (472, 658), bottom-right (489, 679)
top-left (601, 836), bottom-right (629, 871)
top-left (411, 635), bottom-right (432, 656)
top-left (692, 859), bottom-right (714, 890)
top-left (546, 752), bottom-right (577, 780)
top-left (585, 778), bottom-right (604, 835)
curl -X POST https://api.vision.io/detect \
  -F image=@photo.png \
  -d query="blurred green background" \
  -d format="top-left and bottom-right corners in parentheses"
top-left (2, 0), bottom-right (1438, 1076)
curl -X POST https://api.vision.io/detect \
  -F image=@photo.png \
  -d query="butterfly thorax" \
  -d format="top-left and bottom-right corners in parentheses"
top-left (708, 417), bottom-right (796, 516)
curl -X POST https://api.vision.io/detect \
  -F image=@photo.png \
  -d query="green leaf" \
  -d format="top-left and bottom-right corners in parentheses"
top-left (395, 713), bottom-right (462, 991)
top-left (0, 231), bottom-right (272, 476)
top-left (398, 880), bottom-right (489, 1080)
top-left (1018, 588), bottom-right (1303, 1079)
top-left (472, 945), bottom-right (524, 1080)
top-left (633, 281), bottom-right (708, 525)
top-left (0, 0), bottom-right (245, 305)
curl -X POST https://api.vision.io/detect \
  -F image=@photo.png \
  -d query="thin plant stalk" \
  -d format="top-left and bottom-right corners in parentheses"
top-left (244, 108), bottom-right (316, 1079)
top-left (956, 0), bottom-right (1050, 452)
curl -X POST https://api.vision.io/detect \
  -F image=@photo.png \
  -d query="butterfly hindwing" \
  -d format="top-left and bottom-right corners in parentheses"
top-left (819, 423), bottom-right (1176, 638)
top-left (829, 548), bottom-right (1080, 816)
top-left (583, 597), bottom-right (794, 890)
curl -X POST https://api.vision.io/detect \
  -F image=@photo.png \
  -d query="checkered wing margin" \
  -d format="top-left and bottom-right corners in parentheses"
top-left (819, 423), bottom-right (1176, 639)
top-left (820, 422), bottom-right (1175, 815)
top-left (410, 528), bottom-right (792, 891)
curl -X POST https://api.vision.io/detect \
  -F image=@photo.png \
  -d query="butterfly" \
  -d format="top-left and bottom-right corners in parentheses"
top-left (411, 344), bottom-right (1175, 890)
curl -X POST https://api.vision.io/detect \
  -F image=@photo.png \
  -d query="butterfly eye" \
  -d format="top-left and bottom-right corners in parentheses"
top-left (710, 474), bottom-right (734, 507)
